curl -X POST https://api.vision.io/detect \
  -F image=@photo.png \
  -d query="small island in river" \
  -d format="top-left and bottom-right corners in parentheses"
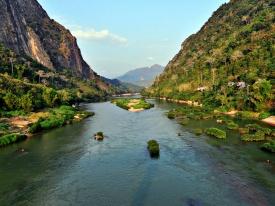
top-left (111, 98), bottom-right (154, 112)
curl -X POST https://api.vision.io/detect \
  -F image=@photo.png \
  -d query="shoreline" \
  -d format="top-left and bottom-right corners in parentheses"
top-left (154, 97), bottom-right (274, 127)
top-left (0, 106), bottom-right (94, 148)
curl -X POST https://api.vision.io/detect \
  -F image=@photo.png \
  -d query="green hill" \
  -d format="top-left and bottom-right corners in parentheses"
top-left (147, 0), bottom-right (274, 112)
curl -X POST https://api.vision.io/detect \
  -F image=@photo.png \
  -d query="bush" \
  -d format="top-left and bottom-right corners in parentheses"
top-left (206, 128), bottom-right (226, 139)
top-left (147, 140), bottom-right (160, 158)
top-left (227, 121), bottom-right (239, 130)
top-left (0, 133), bottom-right (27, 147)
top-left (261, 141), bottom-right (275, 153)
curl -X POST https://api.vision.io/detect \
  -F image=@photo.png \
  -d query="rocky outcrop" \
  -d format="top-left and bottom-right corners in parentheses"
top-left (0, 0), bottom-right (94, 79)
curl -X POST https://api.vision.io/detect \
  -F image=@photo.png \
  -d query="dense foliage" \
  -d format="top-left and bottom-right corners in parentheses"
top-left (0, 44), bottom-right (114, 113)
top-left (147, 0), bottom-right (274, 112)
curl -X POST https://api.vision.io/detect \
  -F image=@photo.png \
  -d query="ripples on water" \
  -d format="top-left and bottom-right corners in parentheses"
top-left (0, 101), bottom-right (274, 206)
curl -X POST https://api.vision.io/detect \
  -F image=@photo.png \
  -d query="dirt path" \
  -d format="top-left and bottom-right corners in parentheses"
top-left (262, 116), bottom-right (275, 127)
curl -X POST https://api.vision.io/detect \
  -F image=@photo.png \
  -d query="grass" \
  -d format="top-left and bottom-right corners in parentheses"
top-left (0, 133), bottom-right (27, 147)
top-left (205, 128), bottom-right (226, 139)
top-left (147, 140), bottom-right (160, 158)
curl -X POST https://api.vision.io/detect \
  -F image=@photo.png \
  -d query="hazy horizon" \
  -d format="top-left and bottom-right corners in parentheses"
top-left (38, 0), bottom-right (228, 78)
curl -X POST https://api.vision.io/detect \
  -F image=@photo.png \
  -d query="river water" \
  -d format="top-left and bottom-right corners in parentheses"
top-left (0, 100), bottom-right (274, 206)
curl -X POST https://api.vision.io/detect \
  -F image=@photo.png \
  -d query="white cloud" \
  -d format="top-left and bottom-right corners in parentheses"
top-left (147, 57), bottom-right (154, 61)
top-left (72, 28), bottom-right (128, 44)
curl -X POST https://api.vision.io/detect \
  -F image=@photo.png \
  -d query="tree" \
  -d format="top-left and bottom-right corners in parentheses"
top-left (42, 88), bottom-right (58, 107)
top-left (3, 92), bottom-right (17, 110)
top-left (19, 93), bottom-right (33, 112)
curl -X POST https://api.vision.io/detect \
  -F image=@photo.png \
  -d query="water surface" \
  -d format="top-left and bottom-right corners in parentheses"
top-left (0, 101), bottom-right (274, 206)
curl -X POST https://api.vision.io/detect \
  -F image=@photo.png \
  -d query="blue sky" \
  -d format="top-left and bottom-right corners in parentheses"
top-left (38, 0), bottom-right (228, 78)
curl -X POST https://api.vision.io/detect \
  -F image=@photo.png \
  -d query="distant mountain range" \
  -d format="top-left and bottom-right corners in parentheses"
top-left (117, 64), bottom-right (164, 87)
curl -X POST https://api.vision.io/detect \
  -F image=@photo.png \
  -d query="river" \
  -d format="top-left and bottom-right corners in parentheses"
top-left (0, 100), bottom-right (274, 206)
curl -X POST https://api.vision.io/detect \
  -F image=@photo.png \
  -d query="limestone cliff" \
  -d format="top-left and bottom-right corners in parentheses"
top-left (0, 0), bottom-right (94, 79)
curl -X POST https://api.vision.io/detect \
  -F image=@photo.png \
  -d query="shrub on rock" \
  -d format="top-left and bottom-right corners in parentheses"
top-left (205, 128), bottom-right (226, 139)
top-left (147, 140), bottom-right (160, 158)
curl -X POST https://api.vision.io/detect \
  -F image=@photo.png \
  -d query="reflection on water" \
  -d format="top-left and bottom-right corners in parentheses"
top-left (0, 101), bottom-right (274, 206)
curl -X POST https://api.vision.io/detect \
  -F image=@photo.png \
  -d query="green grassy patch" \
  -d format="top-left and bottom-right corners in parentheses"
top-left (205, 128), bottom-right (226, 139)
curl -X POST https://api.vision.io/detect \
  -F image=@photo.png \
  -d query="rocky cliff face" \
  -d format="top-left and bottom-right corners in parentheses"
top-left (0, 0), bottom-right (94, 79)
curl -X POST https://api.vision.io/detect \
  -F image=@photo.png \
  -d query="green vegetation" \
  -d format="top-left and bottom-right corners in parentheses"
top-left (146, 0), bottom-right (274, 114)
top-left (226, 121), bottom-right (239, 130)
top-left (241, 124), bottom-right (272, 142)
top-left (206, 128), bottom-right (226, 139)
top-left (241, 131), bottom-right (266, 142)
top-left (261, 141), bottom-right (275, 153)
top-left (166, 106), bottom-right (214, 121)
top-left (194, 128), bottom-right (203, 136)
top-left (0, 134), bottom-right (27, 147)
top-left (147, 140), bottom-right (160, 158)
top-left (112, 98), bottom-right (154, 111)
top-left (29, 106), bottom-right (94, 133)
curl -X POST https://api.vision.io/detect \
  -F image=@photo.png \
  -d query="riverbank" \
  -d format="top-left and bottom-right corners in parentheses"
top-left (0, 105), bottom-right (94, 147)
top-left (156, 97), bottom-right (274, 127)
top-left (165, 103), bottom-right (275, 153)
top-left (1, 101), bottom-right (274, 206)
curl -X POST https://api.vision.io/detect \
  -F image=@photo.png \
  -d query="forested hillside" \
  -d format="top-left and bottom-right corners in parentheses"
top-left (147, 0), bottom-right (274, 112)
top-left (0, 44), bottom-right (113, 112)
